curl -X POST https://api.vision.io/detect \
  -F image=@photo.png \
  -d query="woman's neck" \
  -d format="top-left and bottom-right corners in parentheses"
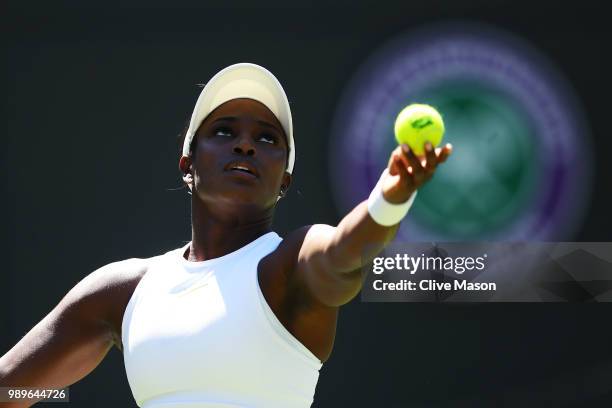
top-left (185, 196), bottom-right (274, 262)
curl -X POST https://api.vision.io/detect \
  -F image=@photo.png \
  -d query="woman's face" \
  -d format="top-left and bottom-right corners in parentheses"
top-left (184, 98), bottom-right (291, 210)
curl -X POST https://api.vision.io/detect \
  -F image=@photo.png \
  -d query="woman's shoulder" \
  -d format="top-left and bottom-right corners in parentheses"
top-left (94, 245), bottom-right (186, 286)
top-left (74, 249), bottom-right (180, 349)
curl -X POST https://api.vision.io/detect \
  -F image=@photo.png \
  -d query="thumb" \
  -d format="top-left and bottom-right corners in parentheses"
top-left (389, 153), bottom-right (410, 180)
top-left (388, 150), bottom-right (404, 176)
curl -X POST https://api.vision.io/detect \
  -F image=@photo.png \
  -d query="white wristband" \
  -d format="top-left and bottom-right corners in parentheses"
top-left (367, 169), bottom-right (417, 226)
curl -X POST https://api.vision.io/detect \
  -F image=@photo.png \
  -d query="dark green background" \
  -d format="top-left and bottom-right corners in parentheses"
top-left (2, 1), bottom-right (612, 406)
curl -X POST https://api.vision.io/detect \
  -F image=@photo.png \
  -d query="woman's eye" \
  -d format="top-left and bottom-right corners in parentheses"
top-left (258, 134), bottom-right (276, 144)
top-left (214, 128), bottom-right (233, 137)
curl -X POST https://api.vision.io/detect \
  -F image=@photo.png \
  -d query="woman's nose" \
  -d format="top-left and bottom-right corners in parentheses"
top-left (233, 133), bottom-right (256, 156)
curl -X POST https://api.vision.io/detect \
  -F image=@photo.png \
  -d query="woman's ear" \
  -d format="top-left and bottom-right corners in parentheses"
top-left (279, 172), bottom-right (293, 197)
top-left (179, 155), bottom-right (193, 191)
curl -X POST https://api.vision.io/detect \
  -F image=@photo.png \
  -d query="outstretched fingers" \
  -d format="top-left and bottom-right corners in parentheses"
top-left (436, 143), bottom-right (453, 164)
top-left (387, 142), bottom-right (453, 193)
top-left (423, 142), bottom-right (438, 179)
top-left (401, 144), bottom-right (426, 182)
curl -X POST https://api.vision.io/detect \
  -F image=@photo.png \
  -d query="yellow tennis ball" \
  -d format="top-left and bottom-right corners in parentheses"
top-left (394, 104), bottom-right (445, 156)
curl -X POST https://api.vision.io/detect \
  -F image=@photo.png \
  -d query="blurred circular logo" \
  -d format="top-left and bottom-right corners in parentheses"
top-left (329, 22), bottom-right (593, 241)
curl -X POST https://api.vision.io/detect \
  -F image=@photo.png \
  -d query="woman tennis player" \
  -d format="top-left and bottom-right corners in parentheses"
top-left (0, 63), bottom-right (451, 408)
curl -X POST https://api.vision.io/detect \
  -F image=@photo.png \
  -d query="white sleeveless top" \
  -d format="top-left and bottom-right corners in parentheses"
top-left (122, 232), bottom-right (322, 408)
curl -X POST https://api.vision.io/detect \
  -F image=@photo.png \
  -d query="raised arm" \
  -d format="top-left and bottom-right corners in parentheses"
top-left (0, 258), bottom-right (147, 408)
top-left (291, 142), bottom-right (452, 307)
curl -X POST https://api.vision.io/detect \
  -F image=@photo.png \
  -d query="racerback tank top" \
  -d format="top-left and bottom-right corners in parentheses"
top-left (122, 232), bottom-right (322, 408)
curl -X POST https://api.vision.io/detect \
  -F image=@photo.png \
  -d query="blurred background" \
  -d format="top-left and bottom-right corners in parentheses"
top-left (2, 1), bottom-right (612, 406)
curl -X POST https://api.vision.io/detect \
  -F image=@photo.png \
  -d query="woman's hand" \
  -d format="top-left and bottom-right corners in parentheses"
top-left (382, 142), bottom-right (453, 204)
top-left (283, 142), bottom-right (452, 308)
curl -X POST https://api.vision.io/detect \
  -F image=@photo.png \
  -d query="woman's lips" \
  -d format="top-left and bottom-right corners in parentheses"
top-left (224, 160), bottom-right (259, 178)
